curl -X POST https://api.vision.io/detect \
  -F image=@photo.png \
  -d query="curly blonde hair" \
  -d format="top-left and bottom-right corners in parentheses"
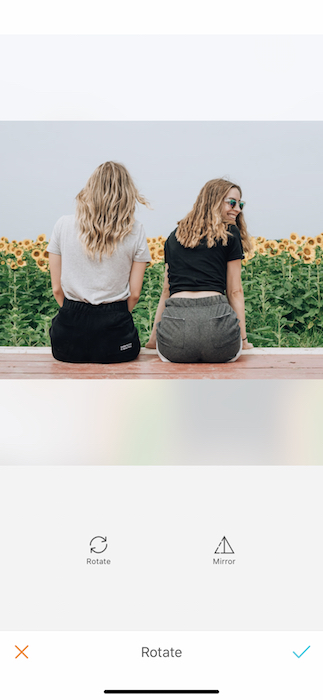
top-left (175, 178), bottom-right (252, 254)
top-left (76, 161), bottom-right (150, 259)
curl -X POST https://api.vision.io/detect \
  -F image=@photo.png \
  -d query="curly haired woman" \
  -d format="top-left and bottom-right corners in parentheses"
top-left (48, 161), bottom-right (151, 363)
top-left (146, 178), bottom-right (253, 363)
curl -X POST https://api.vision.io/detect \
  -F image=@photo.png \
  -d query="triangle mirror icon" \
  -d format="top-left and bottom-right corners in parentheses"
top-left (214, 536), bottom-right (234, 554)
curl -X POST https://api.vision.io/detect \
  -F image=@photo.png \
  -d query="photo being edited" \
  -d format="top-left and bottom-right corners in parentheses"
top-left (1, 121), bottom-right (323, 379)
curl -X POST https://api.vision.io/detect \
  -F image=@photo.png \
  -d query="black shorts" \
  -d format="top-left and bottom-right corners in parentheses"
top-left (49, 298), bottom-right (140, 364)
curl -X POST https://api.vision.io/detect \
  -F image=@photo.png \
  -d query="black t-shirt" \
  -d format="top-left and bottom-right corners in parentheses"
top-left (164, 224), bottom-right (245, 296)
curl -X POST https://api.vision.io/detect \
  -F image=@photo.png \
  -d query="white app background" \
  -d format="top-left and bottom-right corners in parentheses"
top-left (1, 465), bottom-right (321, 630)
top-left (1, 20), bottom-right (323, 700)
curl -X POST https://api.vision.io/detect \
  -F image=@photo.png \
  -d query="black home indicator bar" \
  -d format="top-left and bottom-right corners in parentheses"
top-left (104, 691), bottom-right (219, 695)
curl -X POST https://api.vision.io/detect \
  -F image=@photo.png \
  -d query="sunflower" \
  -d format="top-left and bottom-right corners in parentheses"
top-left (16, 258), bottom-right (27, 267)
top-left (256, 236), bottom-right (266, 243)
top-left (31, 249), bottom-right (42, 260)
top-left (290, 251), bottom-right (300, 261)
top-left (11, 261), bottom-right (18, 269)
top-left (257, 246), bottom-right (266, 255)
top-left (264, 240), bottom-right (278, 250)
top-left (14, 248), bottom-right (24, 258)
top-left (36, 257), bottom-right (48, 270)
top-left (307, 237), bottom-right (316, 247)
top-left (37, 234), bottom-right (47, 244)
top-left (269, 248), bottom-right (280, 256)
top-left (287, 244), bottom-right (297, 253)
top-left (1, 260), bottom-right (5, 265)
top-left (290, 232), bottom-right (298, 241)
top-left (0, 242), bottom-right (7, 252)
top-left (302, 248), bottom-right (316, 263)
top-left (303, 245), bottom-right (313, 257)
top-left (315, 258), bottom-right (321, 265)
top-left (282, 239), bottom-right (289, 246)
top-left (278, 243), bottom-right (286, 251)
top-left (23, 239), bottom-right (32, 247)
top-left (146, 238), bottom-right (152, 244)
top-left (42, 250), bottom-right (49, 259)
top-left (300, 236), bottom-right (307, 242)
top-left (11, 239), bottom-right (18, 246)
top-left (0, 237), bottom-right (9, 243)
top-left (315, 235), bottom-right (323, 247)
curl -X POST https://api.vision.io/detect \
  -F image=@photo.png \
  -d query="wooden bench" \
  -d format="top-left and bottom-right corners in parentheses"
top-left (1, 347), bottom-right (323, 379)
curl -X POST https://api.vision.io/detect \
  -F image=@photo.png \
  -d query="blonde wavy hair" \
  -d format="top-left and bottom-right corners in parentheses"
top-left (175, 178), bottom-right (252, 254)
top-left (76, 161), bottom-right (150, 259)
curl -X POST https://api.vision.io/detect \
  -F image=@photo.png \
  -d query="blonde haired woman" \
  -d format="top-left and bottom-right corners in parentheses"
top-left (48, 162), bottom-right (151, 363)
top-left (146, 178), bottom-right (253, 363)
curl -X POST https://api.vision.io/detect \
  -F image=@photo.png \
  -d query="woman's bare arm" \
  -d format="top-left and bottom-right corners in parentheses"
top-left (49, 252), bottom-right (64, 307)
top-left (226, 259), bottom-right (253, 349)
top-left (145, 264), bottom-right (170, 349)
top-left (127, 261), bottom-right (147, 312)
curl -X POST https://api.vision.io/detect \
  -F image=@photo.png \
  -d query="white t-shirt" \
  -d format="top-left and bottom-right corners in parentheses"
top-left (47, 215), bottom-right (151, 305)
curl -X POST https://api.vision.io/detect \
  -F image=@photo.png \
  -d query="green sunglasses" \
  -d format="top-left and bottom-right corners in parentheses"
top-left (224, 198), bottom-right (246, 211)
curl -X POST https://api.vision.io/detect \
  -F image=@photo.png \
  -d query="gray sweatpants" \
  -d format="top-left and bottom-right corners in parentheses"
top-left (156, 295), bottom-right (242, 363)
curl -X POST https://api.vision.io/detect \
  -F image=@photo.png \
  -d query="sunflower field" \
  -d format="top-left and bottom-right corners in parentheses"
top-left (1, 232), bottom-right (323, 347)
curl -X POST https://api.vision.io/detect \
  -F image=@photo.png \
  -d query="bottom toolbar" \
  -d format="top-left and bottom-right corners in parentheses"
top-left (1, 631), bottom-right (321, 700)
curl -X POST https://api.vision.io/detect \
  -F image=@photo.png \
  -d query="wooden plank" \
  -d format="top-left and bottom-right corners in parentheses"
top-left (1, 370), bottom-right (323, 379)
top-left (2, 356), bottom-right (323, 369)
top-left (1, 353), bottom-right (323, 366)
top-left (1, 350), bottom-right (323, 379)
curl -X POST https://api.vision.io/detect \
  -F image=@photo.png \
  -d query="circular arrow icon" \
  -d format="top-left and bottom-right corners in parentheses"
top-left (90, 536), bottom-right (108, 554)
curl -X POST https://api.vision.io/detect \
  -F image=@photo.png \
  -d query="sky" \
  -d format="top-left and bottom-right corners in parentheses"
top-left (1, 121), bottom-right (323, 243)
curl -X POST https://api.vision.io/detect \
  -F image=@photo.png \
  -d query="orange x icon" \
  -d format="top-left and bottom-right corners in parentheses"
top-left (15, 645), bottom-right (29, 659)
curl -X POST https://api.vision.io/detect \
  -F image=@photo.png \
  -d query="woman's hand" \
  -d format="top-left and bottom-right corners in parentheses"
top-left (127, 261), bottom-right (147, 312)
top-left (145, 264), bottom-right (170, 350)
top-left (242, 338), bottom-right (253, 349)
top-left (48, 252), bottom-right (64, 307)
top-left (145, 337), bottom-right (156, 349)
top-left (226, 260), bottom-right (248, 342)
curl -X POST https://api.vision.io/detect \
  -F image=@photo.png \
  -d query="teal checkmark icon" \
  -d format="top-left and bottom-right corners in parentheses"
top-left (293, 646), bottom-right (310, 658)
